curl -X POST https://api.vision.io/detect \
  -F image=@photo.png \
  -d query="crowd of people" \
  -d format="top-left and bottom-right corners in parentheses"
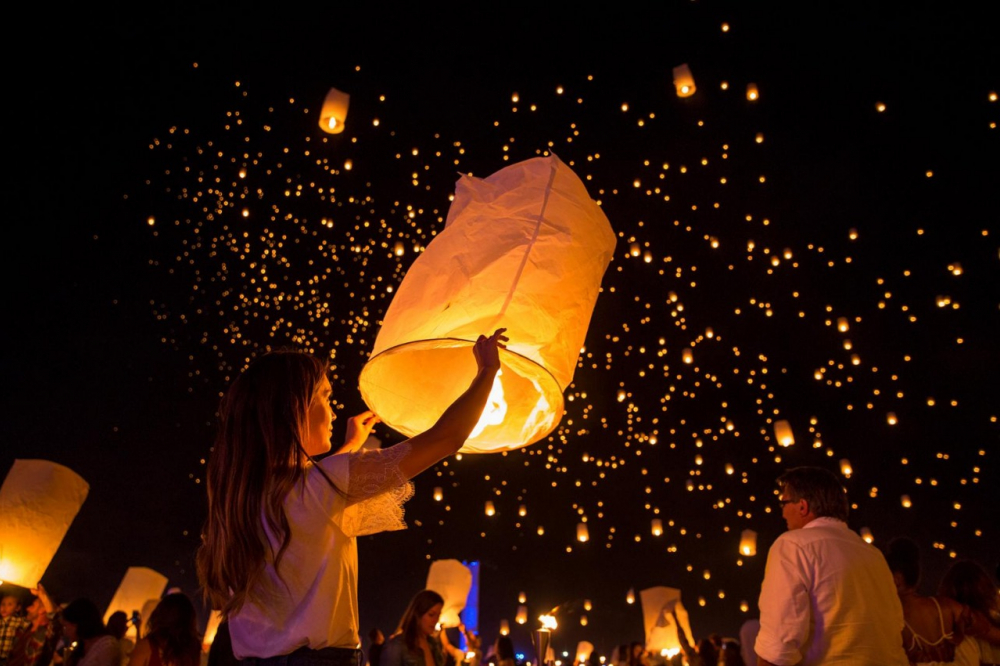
top-left (6, 337), bottom-right (999, 666)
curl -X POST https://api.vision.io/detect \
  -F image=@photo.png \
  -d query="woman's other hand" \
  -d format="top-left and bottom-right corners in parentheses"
top-left (473, 328), bottom-right (507, 373)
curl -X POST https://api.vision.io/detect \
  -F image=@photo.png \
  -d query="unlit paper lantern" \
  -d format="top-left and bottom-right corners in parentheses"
top-left (640, 587), bottom-right (694, 655)
top-left (0, 459), bottom-right (89, 587)
top-left (426, 559), bottom-right (473, 628)
top-left (319, 87), bottom-right (350, 134)
top-left (739, 529), bottom-right (757, 556)
top-left (359, 155), bottom-right (615, 453)
top-left (672, 64), bottom-right (696, 97)
top-left (104, 567), bottom-right (168, 638)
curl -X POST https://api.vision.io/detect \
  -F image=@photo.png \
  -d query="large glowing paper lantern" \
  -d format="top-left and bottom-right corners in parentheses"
top-left (739, 529), bottom-right (757, 556)
top-left (104, 567), bottom-right (168, 637)
top-left (576, 642), bottom-right (594, 663)
top-left (359, 155), bottom-right (616, 453)
top-left (672, 64), bottom-right (696, 97)
top-left (0, 460), bottom-right (89, 587)
top-left (318, 87), bottom-right (350, 134)
top-left (516, 605), bottom-right (528, 624)
top-left (640, 587), bottom-right (694, 655)
top-left (426, 559), bottom-right (473, 628)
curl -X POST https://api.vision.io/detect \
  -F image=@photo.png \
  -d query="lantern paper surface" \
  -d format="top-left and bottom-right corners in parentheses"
top-left (640, 587), bottom-right (694, 654)
top-left (203, 610), bottom-right (223, 651)
top-left (425, 559), bottom-right (472, 628)
top-left (0, 459), bottom-right (89, 587)
top-left (576, 642), bottom-right (594, 662)
top-left (104, 567), bottom-right (168, 635)
top-left (773, 420), bottom-right (794, 447)
top-left (359, 155), bottom-right (615, 453)
top-left (319, 88), bottom-right (349, 134)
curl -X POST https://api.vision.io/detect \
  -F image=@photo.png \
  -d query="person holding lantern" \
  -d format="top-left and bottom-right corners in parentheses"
top-left (197, 330), bottom-right (507, 666)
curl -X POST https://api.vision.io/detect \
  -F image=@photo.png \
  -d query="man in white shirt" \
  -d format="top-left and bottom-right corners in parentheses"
top-left (755, 467), bottom-right (908, 666)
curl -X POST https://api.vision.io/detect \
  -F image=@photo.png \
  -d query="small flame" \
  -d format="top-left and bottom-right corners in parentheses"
top-left (327, 117), bottom-right (338, 130)
top-left (539, 614), bottom-right (557, 630)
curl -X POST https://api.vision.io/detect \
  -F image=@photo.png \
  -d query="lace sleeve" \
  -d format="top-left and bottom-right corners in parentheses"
top-left (338, 443), bottom-right (415, 537)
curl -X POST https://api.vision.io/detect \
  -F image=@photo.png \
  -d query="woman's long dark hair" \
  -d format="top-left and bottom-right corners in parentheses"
top-left (145, 593), bottom-right (202, 666)
top-left (939, 560), bottom-right (1000, 625)
top-left (395, 590), bottom-right (444, 654)
top-left (62, 598), bottom-right (109, 663)
top-left (196, 350), bottom-right (329, 616)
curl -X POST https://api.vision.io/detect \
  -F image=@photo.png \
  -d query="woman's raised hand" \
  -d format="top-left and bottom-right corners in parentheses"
top-left (473, 328), bottom-right (507, 372)
top-left (341, 410), bottom-right (382, 453)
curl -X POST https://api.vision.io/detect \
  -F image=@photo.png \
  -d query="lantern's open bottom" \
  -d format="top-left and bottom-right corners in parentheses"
top-left (358, 339), bottom-right (565, 453)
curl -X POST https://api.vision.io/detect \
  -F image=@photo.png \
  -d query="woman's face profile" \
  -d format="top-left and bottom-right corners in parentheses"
top-left (419, 603), bottom-right (443, 637)
top-left (303, 376), bottom-right (335, 456)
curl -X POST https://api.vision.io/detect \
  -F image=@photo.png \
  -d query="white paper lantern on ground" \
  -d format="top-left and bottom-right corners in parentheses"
top-left (360, 155), bottom-right (615, 453)
top-left (426, 559), bottom-right (473, 628)
top-left (640, 587), bottom-right (694, 656)
top-left (104, 567), bottom-right (168, 638)
top-left (318, 87), bottom-right (350, 134)
top-left (0, 460), bottom-right (89, 587)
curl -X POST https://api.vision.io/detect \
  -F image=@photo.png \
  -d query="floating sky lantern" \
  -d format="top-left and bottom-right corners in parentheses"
top-left (576, 641), bottom-right (594, 663)
top-left (485, 501), bottom-right (496, 516)
top-left (901, 495), bottom-right (912, 508)
top-left (887, 412), bottom-right (898, 425)
top-left (433, 487), bottom-right (444, 502)
top-left (577, 522), bottom-right (590, 542)
top-left (426, 559), bottom-right (472, 628)
top-left (0, 459), bottom-right (89, 588)
top-left (580, 615), bottom-right (588, 626)
top-left (519, 504), bottom-right (527, 517)
top-left (746, 83), bottom-right (759, 101)
top-left (500, 620), bottom-right (510, 636)
top-left (516, 605), bottom-right (528, 624)
top-left (739, 529), bottom-right (757, 556)
top-left (651, 519), bottom-right (663, 536)
top-left (860, 527), bottom-right (874, 543)
top-left (672, 64), bottom-right (696, 98)
top-left (682, 348), bottom-right (694, 364)
top-left (519, 591), bottom-right (527, 604)
top-left (840, 459), bottom-right (853, 477)
top-left (640, 587), bottom-right (694, 657)
top-left (773, 420), bottom-right (794, 447)
top-left (318, 87), bottom-right (349, 134)
top-left (584, 599), bottom-right (592, 611)
top-left (104, 567), bottom-right (168, 639)
top-left (626, 588), bottom-right (636, 605)
top-left (837, 317), bottom-right (850, 332)
top-left (359, 155), bottom-right (615, 453)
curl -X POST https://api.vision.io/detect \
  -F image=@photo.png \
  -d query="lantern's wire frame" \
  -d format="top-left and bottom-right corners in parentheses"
top-left (359, 336), bottom-right (566, 449)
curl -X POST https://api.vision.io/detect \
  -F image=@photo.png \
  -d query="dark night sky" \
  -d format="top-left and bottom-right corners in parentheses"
top-left (3, 3), bottom-right (999, 660)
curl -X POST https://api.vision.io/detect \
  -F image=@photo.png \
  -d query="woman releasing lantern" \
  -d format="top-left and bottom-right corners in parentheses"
top-left (196, 330), bottom-right (507, 666)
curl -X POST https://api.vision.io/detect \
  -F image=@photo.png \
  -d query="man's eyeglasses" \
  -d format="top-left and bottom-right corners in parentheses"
top-left (778, 498), bottom-right (798, 507)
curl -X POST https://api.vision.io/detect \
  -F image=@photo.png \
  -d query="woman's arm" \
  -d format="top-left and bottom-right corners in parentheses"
top-left (397, 330), bottom-right (506, 480)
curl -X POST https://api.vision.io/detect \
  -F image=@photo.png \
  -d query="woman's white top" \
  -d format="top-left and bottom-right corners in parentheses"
top-left (230, 444), bottom-right (413, 658)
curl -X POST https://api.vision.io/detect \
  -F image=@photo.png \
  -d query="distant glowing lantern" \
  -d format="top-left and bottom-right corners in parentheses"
top-left (860, 527), bottom-right (874, 543)
top-left (640, 587), bottom-right (694, 656)
top-left (901, 495), bottom-right (912, 508)
top-left (626, 588), bottom-right (636, 605)
top-left (577, 522), bottom-right (590, 542)
top-left (774, 420), bottom-right (794, 447)
top-left (705, 327), bottom-right (714, 338)
top-left (433, 487), bottom-right (444, 501)
top-left (0, 460), bottom-right (89, 588)
top-left (576, 642), bottom-right (594, 663)
top-left (426, 559), bottom-right (473, 628)
top-left (485, 501), bottom-right (496, 516)
top-left (202, 611), bottom-right (223, 652)
top-left (887, 412), bottom-right (898, 425)
top-left (499, 620), bottom-right (510, 636)
top-left (359, 155), bottom-right (616, 453)
top-left (740, 601), bottom-right (749, 613)
top-left (519, 591), bottom-right (527, 604)
top-left (580, 615), bottom-right (588, 626)
top-left (516, 605), bottom-right (528, 624)
top-left (584, 599), bottom-right (592, 611)
top-left (104, 567), bottom-right (168, 639)
top-left (519, 504), bottom-right (527, 517)
top-left (630, 242), bottom-right (641, 257)
top-left (319, 87), bottom-right (350, 134)
top-left (672, 64), bottom-right (696, 98)
top-left (840, 459), bottom-right (853, 477)
top-left (682, 348), bottom-right (693, 364)
top-left (739, 530), bottom-right (757, 556)
top-left (746, 83), bottom-right (759, 101)
top-left (651, 519), bottom-right (663, 536)
top-left (837, 317), bottom-right (850, 332)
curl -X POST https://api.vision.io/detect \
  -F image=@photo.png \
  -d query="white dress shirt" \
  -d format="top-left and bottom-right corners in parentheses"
top-left (756, 517), bottom-right (909, 665)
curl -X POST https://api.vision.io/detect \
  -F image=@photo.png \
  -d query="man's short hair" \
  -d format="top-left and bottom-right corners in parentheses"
top-left (884, 537), bottom-right (920, 587)
top-left (777, 466), bottom-right (849, 521)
